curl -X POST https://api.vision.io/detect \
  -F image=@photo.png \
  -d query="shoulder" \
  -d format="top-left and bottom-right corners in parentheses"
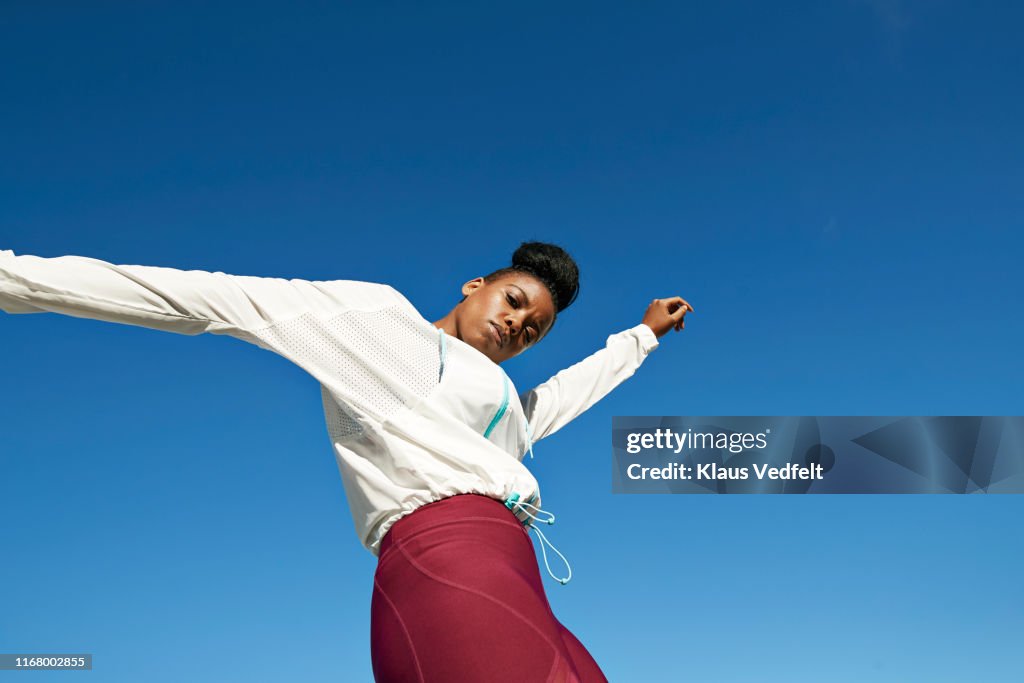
top-left (304, 279), bottom-right (430, 322)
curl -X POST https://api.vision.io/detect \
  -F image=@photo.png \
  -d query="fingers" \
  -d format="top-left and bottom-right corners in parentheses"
top-left (647, 295), bottom-right (695, 335)
top-left (661, 296), bottom-right (693, 333)
top-left (658, 296), bottom-right (694, 314)
top-left (668, 301), bottom-right (692, 322)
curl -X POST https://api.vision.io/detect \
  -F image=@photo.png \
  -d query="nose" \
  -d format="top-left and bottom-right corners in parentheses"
top-left (503, 313), bottom-right (522, 337)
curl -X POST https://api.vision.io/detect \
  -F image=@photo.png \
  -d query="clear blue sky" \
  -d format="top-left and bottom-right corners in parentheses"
top-left (2, 2), bottom-right (1021, 681)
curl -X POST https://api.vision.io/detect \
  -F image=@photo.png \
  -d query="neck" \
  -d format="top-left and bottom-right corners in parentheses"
top-left (432, 312), bottom-right (457, 338)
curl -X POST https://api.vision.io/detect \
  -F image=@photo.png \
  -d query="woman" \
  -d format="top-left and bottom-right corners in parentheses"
top-left (0, 241), bottom-right (692, 682)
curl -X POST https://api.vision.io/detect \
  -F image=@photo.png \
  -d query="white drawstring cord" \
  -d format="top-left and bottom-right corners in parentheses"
top-left (505, 493), bottom-right (572, 585)
top-left (527, 524), bottom-right (573, 586)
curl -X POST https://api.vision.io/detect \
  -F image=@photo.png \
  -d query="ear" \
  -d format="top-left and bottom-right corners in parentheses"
top-left (461, 277), bottom-right (486, 297)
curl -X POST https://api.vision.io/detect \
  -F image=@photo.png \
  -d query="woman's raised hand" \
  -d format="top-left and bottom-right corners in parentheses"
top-left (641, 296), bottom-right (694, 338)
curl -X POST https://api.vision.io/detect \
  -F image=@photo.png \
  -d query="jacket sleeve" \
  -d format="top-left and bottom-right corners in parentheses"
top-left (0, 248), bottom-right (400, 342)
top-left (519, 323), bottom-right (660, 442)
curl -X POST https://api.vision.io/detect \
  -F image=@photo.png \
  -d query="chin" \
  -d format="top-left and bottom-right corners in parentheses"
top-left (468, 334), bottom-right (491, 358)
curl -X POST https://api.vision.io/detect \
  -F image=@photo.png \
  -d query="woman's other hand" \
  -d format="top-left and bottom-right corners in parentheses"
top-left (641, 296), bottom-right (693, 338)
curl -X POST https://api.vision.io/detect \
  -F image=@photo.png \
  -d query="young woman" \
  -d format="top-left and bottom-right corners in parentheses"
top-left (0, 241), bottom-right (692, 682)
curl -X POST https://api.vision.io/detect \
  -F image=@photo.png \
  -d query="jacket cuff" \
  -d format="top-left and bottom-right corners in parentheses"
top-left (633, 323), bottom-right (660, 355)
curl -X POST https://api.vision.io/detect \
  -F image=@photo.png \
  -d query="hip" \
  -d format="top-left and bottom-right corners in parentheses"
top-left (376, 493), bottom-right (532, 575)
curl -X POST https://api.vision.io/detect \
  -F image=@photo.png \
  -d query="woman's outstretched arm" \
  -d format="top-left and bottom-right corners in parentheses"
top-left (0, 248), bottom-right (400, 344)
top-left (519, 296), bottom-right (692, 443)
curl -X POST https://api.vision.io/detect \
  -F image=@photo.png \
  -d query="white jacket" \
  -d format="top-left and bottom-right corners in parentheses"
top-left (0, 249), bottom-right (659, 561)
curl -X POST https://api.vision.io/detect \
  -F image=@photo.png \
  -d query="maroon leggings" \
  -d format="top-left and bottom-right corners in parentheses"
top-left (370, 493), bottom-right (608, 682)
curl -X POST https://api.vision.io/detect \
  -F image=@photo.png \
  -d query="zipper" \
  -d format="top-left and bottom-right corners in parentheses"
top-left (483, 373), bottom-right (510, 438)
top-left (437, 328), bottom-right (523, 448)
top-left (438, 326), bottom-right (448, 382)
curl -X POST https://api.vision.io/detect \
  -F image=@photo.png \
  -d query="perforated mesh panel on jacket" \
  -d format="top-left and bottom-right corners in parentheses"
top-left (321, 384), bottom-right (364, 440)
top-left (248, 306), bottom-right (440, 425)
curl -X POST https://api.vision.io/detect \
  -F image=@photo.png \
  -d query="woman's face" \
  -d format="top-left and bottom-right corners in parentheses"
top-left (453, 273), bottom-right (556, 364)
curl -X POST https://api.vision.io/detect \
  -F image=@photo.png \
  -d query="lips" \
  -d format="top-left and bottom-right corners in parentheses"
top-left (489, 322), bottom-right (505, 348)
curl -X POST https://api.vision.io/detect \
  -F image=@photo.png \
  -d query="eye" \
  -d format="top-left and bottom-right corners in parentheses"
top-left (506, 292), bottom-right (518, 308)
